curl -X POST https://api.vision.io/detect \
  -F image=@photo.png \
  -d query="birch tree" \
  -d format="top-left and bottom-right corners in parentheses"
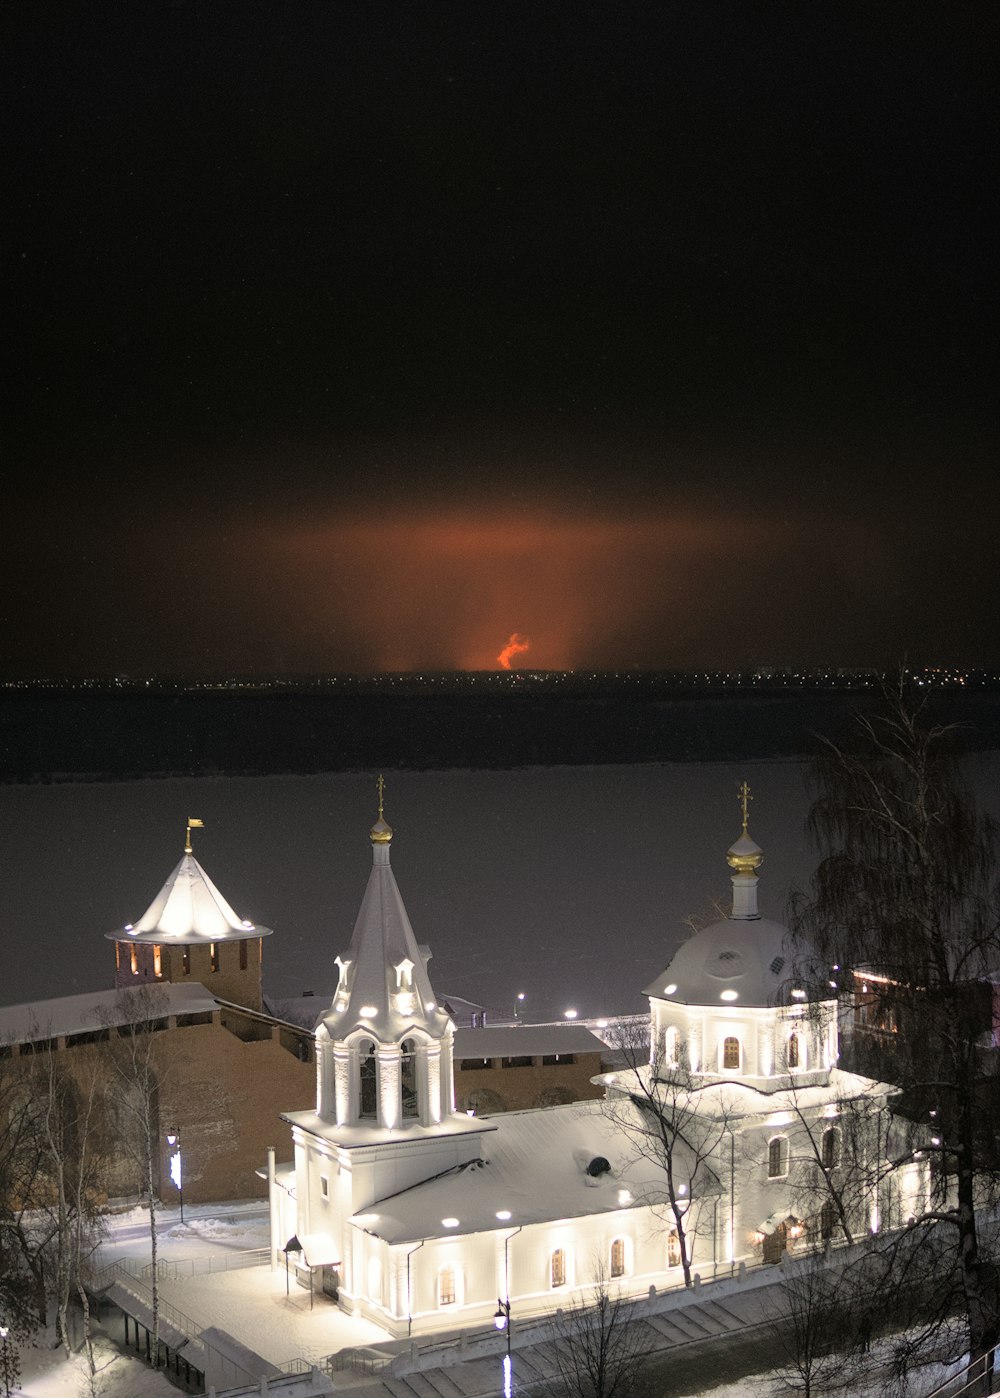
top-left (602, 1020), bottom-right (735, 1286)
top-left (100, 987), bottom-right (169, 1368)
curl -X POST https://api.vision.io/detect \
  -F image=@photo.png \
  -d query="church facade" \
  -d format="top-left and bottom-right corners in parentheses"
top-left (269, 787), bottom-right (929, 1336)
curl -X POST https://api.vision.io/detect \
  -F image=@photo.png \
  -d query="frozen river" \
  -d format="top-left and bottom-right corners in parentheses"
top-left (2, 756), bottom-right (998, 1021)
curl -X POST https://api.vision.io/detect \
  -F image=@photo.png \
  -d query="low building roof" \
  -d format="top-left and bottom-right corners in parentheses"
top-left (453, 1025), bottom-right (606, 1058)
top-left (0, 982), bottom-right (218, 1046)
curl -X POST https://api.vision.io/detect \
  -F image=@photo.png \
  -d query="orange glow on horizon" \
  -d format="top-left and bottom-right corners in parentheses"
top-left (497, 633), bottom-right (531, 669)
top-left (206, 503), bottom-right (884, 673)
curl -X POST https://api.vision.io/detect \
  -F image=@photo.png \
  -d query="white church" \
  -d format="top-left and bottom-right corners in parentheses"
top-left (267, 783), bottom-right (928, 1335)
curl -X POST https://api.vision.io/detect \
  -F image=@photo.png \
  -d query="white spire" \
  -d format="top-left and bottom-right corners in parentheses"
top-left (320, 782), bottom-right (451, 1044)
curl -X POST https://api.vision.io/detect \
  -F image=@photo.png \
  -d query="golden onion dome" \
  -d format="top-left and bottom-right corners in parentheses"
top-left (727, 780), bottom-right (763, 872)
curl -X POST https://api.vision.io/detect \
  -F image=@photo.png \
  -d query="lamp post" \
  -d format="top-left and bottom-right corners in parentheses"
top-left (515, 992), bottom-right (525, 1020)
top-left (166, 1132), bottom-right (184, 1223)
top-left (494, 1297), bottom-right (512, 1397)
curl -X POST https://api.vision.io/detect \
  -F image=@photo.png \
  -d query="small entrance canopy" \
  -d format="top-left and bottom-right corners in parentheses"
top-left (298, 1233), bottom-right (341, 1268)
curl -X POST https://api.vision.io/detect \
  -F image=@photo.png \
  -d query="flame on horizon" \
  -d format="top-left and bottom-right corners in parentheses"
top-left (497, 632), bottom-right (531, 670)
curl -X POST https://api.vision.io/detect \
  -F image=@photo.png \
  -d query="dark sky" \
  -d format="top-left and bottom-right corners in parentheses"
top-left (6, 4), bottom-right (996, 676)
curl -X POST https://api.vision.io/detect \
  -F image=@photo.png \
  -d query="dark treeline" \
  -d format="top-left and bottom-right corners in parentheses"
top-left (3, 688), bottom-right (1000, 783)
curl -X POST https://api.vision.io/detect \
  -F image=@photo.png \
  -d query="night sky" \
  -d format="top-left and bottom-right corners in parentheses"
top-left (6, 4), bottom-right (996, 677)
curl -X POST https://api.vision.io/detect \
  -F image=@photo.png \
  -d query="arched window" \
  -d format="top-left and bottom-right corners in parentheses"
top-left (787, 1033), bottom-right (799, 1070)
top-left (401, 1039), bottom-right (419, 1120)
top-left (359, 1041), bottom-right (378, 1120)
top-left (667, 1230), bottom-right (681, 1267)
top-left (821, 1127), bottom-right (840, 1169)
top-left (664, 1026), bottom-right (680, 1068)
top-left (550, 1248), bottom-right (566, 1288)
top-left (610, 1238), bottom-right (626, 1279)
top-left (438, 1264), bottom-right (456, 1306)
top-left (768, 1137), bottom-right (789, 1179)
top-left (723, 1036), bottom-right (740, 1071)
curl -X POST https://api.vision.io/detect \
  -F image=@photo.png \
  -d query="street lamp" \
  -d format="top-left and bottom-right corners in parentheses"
top-left (166, 1132), bottom-right (184, 1223)
top-left (494, 1298), bottom-right (512, 1398)
top-left (515, 992), bottom-right (525, 1020)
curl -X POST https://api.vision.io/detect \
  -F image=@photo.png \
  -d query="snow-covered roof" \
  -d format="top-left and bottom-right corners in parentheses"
top-left (105, 852), bottom-right (272, 946)
top-left (282, 1108), bottom-right (495, 1152)
top-left (317, 814), bottom-right (451, 1045)
top-left (644, 811), bottom-right (821, 1009)
top-left (603, 1063), bottom-right (897, 1118)
top-left (264, 994), bottom-right (327, 1032)
top-left (454, 1025), bottom-right (606, 1058)
top-left (645, 915), bottom-right (801, 1008)
top-left (0, 982), bottom-right (219, 1046)
top-left (348, 1099), bottom-right (705, 1245)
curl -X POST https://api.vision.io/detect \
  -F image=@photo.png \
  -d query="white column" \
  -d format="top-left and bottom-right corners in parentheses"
top-left (267, 1146), bottom-right (279, 1269)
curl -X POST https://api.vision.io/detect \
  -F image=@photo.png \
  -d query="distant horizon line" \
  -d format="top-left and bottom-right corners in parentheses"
top-left (2, 665), bottom-right (993, 689)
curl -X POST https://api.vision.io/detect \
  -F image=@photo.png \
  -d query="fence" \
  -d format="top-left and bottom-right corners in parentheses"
top-left (144, 1246), bottom-right (270, 1280)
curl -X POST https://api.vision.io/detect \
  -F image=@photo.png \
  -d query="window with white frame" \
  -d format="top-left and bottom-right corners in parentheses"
top-left (550, 1248), bottom-right (566, 1288)
top-left (610, 1237), bottom-right (626, 1278)
top-left (320, 1174), bottom-right (329, 1199)
top-left (438, 1264), bottom-right (456, 1306)
top-left (786, 1032), bottom-right (800, 1070)
top-left (768, 1136), bottom-right (789, 1178)
top-left (723, 1035), bottom-right (741, 1071)
top-left (664, 1026), bottom-right (680, 1068)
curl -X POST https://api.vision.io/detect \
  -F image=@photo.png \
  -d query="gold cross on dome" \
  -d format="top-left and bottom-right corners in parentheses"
top-left (738, 782), bottom-right (752, 832)
top-left (376, 773), bottom-right (386, 820)
top-left (185, 817), bottom-right (204, 854)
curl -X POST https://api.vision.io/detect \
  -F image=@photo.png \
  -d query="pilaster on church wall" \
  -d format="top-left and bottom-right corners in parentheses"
top-left (379, 1050), bottom-right (401, 1130)
top-left (426, 1044), bottom-right (442, 1125)
top-left (334, 1046), bottom-right (351, 1125)
top-left (688, 1020), bottom-right (702, 1073)
top-left (439, 1035), bottom-right (455, 1114)
top-left (389, 1246), bottom-right (410, 1319)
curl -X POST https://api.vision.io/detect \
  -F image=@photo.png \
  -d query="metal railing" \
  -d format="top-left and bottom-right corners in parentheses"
top-left (143, 1246), bottom-right (269, 1280)
top-left (90, 1258), bottom-right (205, 1348)
top-left (924, 1345), bottom-right (1000, 1398)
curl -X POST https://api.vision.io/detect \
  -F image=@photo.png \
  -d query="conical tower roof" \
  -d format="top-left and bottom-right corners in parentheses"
top-left (320, 782), bottom-right (451, 1043)
top-left (105, 821), bottom-right (272, 945)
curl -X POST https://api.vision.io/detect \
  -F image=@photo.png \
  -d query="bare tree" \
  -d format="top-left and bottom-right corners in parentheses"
top-left (546, 1262), bottom-right (651, 1398)
top-left (763, 1250), bottom-right (878, 1398)
top-left (790, 688), bottom-right (1000, 1392)
top-left (25, 1036), bottom-right (109, 1366)
top-left (602, 1019), bottom-right (737, 1286)
top-left (0, 1046), bottom-right (47, 1335)
top-left (100, 987), bottom-right (169, 1368)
